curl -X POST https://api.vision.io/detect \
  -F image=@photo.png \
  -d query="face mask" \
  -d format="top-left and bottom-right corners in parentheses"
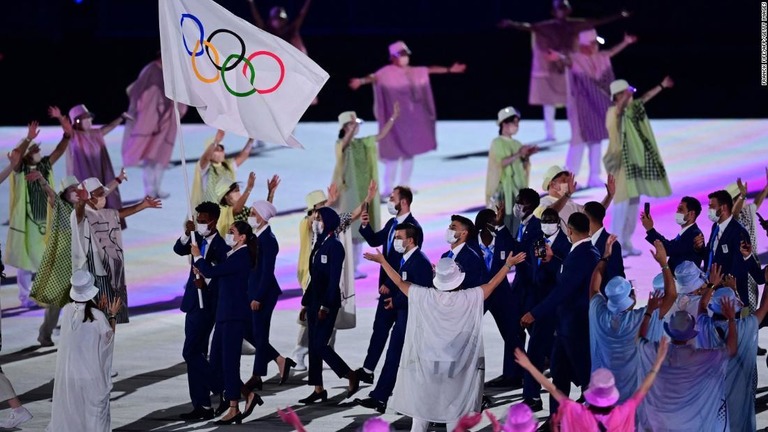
top-left (396, 56), bottom-right (409, 67)
top-left (393, 239), bottom-right (406, 254)
top-left (31, 153), bottom-right (42, 164)
top-left (446, 229), bottom-right (459, 244)
top-left (708, 208), bottom-right (719, 223)
top-left (542, 223), bottom-right (559, 236)
top-left (211, 152), bottom-right (225, 163)
top-left (224, 234), bottom-right (237, 247)
top-left (387, 201), bottom-right (398, 215)
top-left (247, 216), bottom-right (258, 228)
top-left (312, 220), bottom-right (323, 235)
top-left (557, 183), bottom-right (569, 197)
top-left (94, 196), bottom-right (106, 210)
top-left (674, 213), bottom-right (687, 226)
top-left (566, 230), bottom-right (574, 244)
top-left (513, 204), bottom-right (525, 219)
top-left (485, 224), bottom-right (497, 237)
top-left (196, 223), bottom-right (211, 237)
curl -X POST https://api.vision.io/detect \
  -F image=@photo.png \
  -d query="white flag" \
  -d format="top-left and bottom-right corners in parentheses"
top-left (159, 0), bottom-right (328, 148)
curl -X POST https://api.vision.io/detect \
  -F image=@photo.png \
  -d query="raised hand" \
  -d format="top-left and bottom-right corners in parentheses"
top-left (640, 211), bottom-right (654, 231)
top-left (720, 297), bottom-right (736, 321)
top-left (708, 263), bottom-right (723, 287)
top-left (348, 78), bottom-right (362, 91)
top-left (506, 252), bottom-right (527, 267)
top-left (214, 129), bottom-right (225, 143)
top-left (603, 234), bottom-right (618, 259)
top-left (27, 121), bottom-right (40, 141)
top-left (653, 337), bottom-right (669, 367)
top-left (267, 174), bottom-right (281, 193)
top-left (661, 76), bottom-right (674, 89)
top-left (108, 298), bottom-right (123, 316)
top-left (605, 174), bottom-right (616, 196)
top-left (363, 248), bottom-right (385, 264)
top-left (651, 239), bottom-right (667, 265)
top-left (737, 178), bottom-right (747, 198)
top-left (567, 173), bottom-right (577, 195)
top-left (246, 171), bottom-right (256, 191)
top-left (647, 291), bottom-right (663, 312)
top-left (48, 106), bottom-right (63, 120)
top-left (449, 62), bottom-right (467, 73)
top-left (61, 116), bottom-right (74, 136)
top-left (142, 196), bottom-right (162, 209)
top-left (76, 187), bottom-right (90, 203)
top-left (98, 295), bottom-right (108, 311)
top-left (758, 212), bottom-right (768, 234)
top-left (723, 273), bottom-right (737, 291)
top-left (494, 201), bottom-right (505, 226)
top-left (117, 167), bottom-right (128, 183)
top-left (365, 179), bottom-right (378, 202)
top-left (455, 412), bottom-right (483, 431)
top-left (740, 240), bottom-right (753, 258)
top-left (624, 33), bottom-right (638, 44)
top-left (326, 183), bottom-right (339, 207)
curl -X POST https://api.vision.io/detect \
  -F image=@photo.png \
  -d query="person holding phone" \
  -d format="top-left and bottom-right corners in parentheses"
top-left (642, 196), bottom-right (705, 272)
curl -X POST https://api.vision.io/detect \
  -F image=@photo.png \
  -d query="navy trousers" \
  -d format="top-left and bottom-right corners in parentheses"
top-left (210, 320), bottom-right (246, 401)
top-left (484, 284), bottom-right (525, 380)
top-left (548, 333), bottom-right (591, 416)
top-left (249, 293), bottom-right (280, 376)
top-left (307, 306), bottom-right (352, 386)
top-left (369, 311), bottom-right (407, 403)
top-left (362, 298), bottom-right (397, 371)
top-left (183, 308), bottom-right (218, 408)
top-left (522, 315), bottom-right (556, 400)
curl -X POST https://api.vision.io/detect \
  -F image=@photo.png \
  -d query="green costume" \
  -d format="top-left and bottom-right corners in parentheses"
top-left (331, 136), bottom-right (380, 242)
top-left (30, 197), bottom-right (75, 306)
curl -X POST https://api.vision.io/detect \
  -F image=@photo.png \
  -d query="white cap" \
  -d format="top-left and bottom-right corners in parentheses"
top-left (60, 175), bottom-right (80, 193)
top-left (69, 269), bottom-right (99, 302)
top-left (542, 165), bottom-right (568, 191)
top-left (305, 190), bottom-right (327, 211)
top-left (609, 79), bottom-right (636, 97)
top-left (497, 106), bottom-right (521, 125)
top-left (79, 177), bottom-right (105, 195)
top-left (337, 111), bottom-right (363, 128)
top-left (433, 258), bottom-right (466, 291)
top-left (388, 41), bottom-right (411, 57)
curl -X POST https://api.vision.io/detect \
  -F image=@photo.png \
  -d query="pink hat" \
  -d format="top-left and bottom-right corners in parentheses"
top-left (361, 417), bottom-right (392, 432)
top-left (388, 41), bottom-right (411, 57)
top-left (69, 104), bottom-right (94, 123)
top-left (503, 403), bottom-right (537, 432)
top-left (584, 368), bottom-right (620, 407)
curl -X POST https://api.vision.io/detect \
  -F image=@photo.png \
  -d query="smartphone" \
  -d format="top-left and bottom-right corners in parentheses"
top-left (644, 202), bottom-right (650, 216)
top-left (363, 202), bottom-right (369, 213)
top-left (534, 238), bottom-right (547, 258)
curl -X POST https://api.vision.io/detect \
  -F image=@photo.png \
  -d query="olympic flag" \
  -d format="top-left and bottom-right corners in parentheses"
top-left (159, 0), bottom-right (328, 148)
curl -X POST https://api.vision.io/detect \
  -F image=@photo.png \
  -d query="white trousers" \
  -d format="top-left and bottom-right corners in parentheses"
top-left (410, 418), bottom-right (458, 432)
top-left (142, 162), bottom-right (167, 197)
top-left (611, 197), bottom-right (640, 250)
top-left (382, 158), bottom-right (414, 196)
top-left (352, 241), bottom-right (363, 272)
top-left (16, 269), bottom-right (34, 303)
top-left (543, 105), bottom-right (557, 139)
top-left (565, 141), bottom-right (603, 187)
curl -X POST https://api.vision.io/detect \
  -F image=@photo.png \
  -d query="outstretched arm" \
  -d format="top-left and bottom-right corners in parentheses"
top-left (375, 102), bottom-right (400, 141)
top-left (514, 348), bottom-right (567, 402)
top-left (199, 130), bottom-right (224, 170)
top-left (232, 172), bottom-right (256, 215)
top-left (601, 174), bottom-right (616, 209)
top-left (245, 0), bottom-right (266, 28)
top-left (348, 73), bottom-right (377, 91)
top-left (482, 252), bottom-right (526, 299)
top-left (364, 249), bottom-right (412, 295)
top-left (234, 138), bottom-right (254, 167)
top-left (427, 63), bottom-right (466, 75)
top-left (586, 10), bottom-right (630, 28)
top-left (632, 338), bottom-right (668, 400)
top-left (349, 180), bottom-right (378, 221)
top-left (497, 19), bottom-right (533, 31)
top-left (720, 298), bottom-right (738, 357)
top-left (591, 235), bottom-right (617, 298)
top-left (48, 106), bottom-right (73, 165)
top-left (651, 240), bottom-right (678, 317)
top-left (100, 113), bottom-right (128, 136)
top-left (754, 168), bottom-right (768, 210)
top-left (640, 76), bottom-right (673, 104)
top-left (266, 174), bottom-right (280, 203)
top-left (293, 0), bottom-right (312, 30)
top-left (118, 196), bottom-right (162, 219)
top-left (606, 34), bottom-right (637, 58)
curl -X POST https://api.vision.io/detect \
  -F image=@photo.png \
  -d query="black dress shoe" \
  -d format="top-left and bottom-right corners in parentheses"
top-left (485, 375), bottom-right (523, 389)
top-left (243, 376), bottom-right (263, 392)
top-left (481, 395), bottom-right (492, 410)
top-left (242, 392), bottom-right (264, 419)
top-left (347, 370), bottom-right (361, 398)
top-left (355, 397), bottom-right (386, 414)
top-left (299, 389), bottom-right (328, 404)
top-left (214, 411), bottom-right (243, 425)
top-left (355, 368), bottom-right (374, 384)
top-left (522, 398), bottom-right (543, 411)
top-left (758, 346), bottom-right (767, 356)
top-left (280, 358), bottom-right (297, 385)
top-left (179, 406), bottom-right (214, 421)
top-left (214, 394), bottom-right (228, 417)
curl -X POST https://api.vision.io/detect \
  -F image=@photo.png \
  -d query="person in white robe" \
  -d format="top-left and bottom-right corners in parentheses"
top-left (364, 250), bottom-right (526, 432)
top-left (46, 270), bottom-right (122, 432)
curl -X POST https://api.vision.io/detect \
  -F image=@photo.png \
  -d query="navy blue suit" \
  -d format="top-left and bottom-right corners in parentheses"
top-left (531, 240), bottom-right (599, 416)
top-left (173, 232), bottom-right (229, 408)
top-left (370, 247), bottom-right (433, 404)
top-left (644, 223), bottom-right (703, 271)
top-left (592, 229), bottom-right (625, 287)
top-left (511, 217), bottom-right (543, 311)
top-left (705, 218), bottom-right (766, 304)
top-left (359, 213), bottom-right (421, 371)
top-left (302, 234), bottom-right (352, 386)
top-left (195, 247), bottom-right (252, 402)
top-left (523, 229), bottom-right (570, 400)
top-left (442, 243), bottom-right (487, 288)
top-left (247, 226), bottom-right (282, 376)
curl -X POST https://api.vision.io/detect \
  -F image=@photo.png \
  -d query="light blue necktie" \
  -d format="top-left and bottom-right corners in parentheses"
top-left (706, 224), bottom-right (720, 275)
top-left (200, 238), bottom-right (208, 257)
top-left (447, 250), bottom-right (455, 259)
top-left (480, 244), bottom-right (493, 271)
top-left (400, 258), bottom-right (405, 269)
top-left (517, 224), bottom-right (525, 242)
top-left (387, 220), bottom-right (396, 254)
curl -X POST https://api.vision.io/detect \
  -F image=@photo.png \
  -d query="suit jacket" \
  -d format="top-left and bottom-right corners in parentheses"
top-left (442, 244), bottom-right (487, 288)
top-left (392, 247), bottom-right (433, 310)
top-left (707, 218), bottom-right (766, 302)
top-left (194, 247), bottom-right (251, 322)
top-left (534, 230), bottom-right (571, 302)
top-left (248, 225), bottom-right (282, 303)
top-left (511, 217), bottom-right (544, 295)
top-left (359, 213), bottom-right (421, 297)
top-left (173, 232), bottom-right (230, 313)
top-left (531, 240), bottom-right (600, 337)
top-left (302, 235), bottom-right (345, 310)
top-left (644, 223), bottom-right (703, 271)
top-left (593, 229), bottom-right (625, 285)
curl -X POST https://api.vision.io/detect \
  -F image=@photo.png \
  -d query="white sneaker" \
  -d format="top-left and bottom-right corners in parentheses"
top-left (293, 357), bottom-right (307, 371)
top-left (0, 407), bottom-right (32, 428)
top-left (292, 347), bottom-right (308, 371)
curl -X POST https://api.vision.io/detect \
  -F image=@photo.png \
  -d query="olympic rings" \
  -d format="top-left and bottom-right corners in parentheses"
top-left (206, 29), bottom-right (245, 72)
top-left (179, 13), bottom-right (287, 97)
top-left (180, 14), bottom-right (204, 57)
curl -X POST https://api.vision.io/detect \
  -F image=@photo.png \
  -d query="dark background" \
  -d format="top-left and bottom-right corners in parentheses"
top-left (0, 0), bottom-right (763, 125)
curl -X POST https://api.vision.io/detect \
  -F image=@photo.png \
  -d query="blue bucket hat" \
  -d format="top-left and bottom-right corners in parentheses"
top-left (708, 288), bottom-right (742, 316)
top-left (664, 311), bottom-right (698, 341)
top-left (674, 261), bottom-right (706, 294)
top-left (605, 276), bottom-right (634, 314)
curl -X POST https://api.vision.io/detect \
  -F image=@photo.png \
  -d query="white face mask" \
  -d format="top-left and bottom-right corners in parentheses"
top-left (393, 238), bottom-right (406, 254)
top-left (513, 204), bottom-right (525, 219)
top-left (387, 200), bottom-right (398, 215)
top-left (541, 223), bottom-right (559, 236)
top-left (247, 216), bottom-right (258, 228)
top-left (227, 191), bottom-right (242, 205)
top-left (224, 233), bottom-right (237, 247)
top-left (94, 196), bottom-right (107, 210)
top-left (312, 220), bottom-right (324, 235)
top-left (675, 212), bottom-right (687, 226)
top-left (31, 153), bottom-right (42, 164)
top-left (396, 56), bottom-right (410, 67)
top-left (557, 183), bottom-right (569, 197)
top-left (446, 229), bottom-right (459, 244)
top-left (708, 208), bottom-right (719, 223)
top-left (196, 223), bottom-right (211, 237)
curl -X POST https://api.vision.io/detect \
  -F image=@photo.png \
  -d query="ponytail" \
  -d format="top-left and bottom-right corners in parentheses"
top-left (70, 295), bottom-right (96, 323)
top-left (233, 221), bottom-right (259, 268)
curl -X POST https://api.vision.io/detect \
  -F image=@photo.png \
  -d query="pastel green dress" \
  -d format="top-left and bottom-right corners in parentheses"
top-left (485, 136), bottom-right (528, 216)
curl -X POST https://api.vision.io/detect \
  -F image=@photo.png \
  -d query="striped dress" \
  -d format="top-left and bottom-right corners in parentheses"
top-left (566, 51), bottom-right (614, 144)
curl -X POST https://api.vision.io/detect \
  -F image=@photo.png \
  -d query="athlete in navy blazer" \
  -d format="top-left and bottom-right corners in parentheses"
top-left (173, 202), bottom-right (230, 420)
top-left (443, 214), bottom-right (487, 288)
top-left (642, 196), bottom-right (704, 271)
top-left (358, 223), bottom-right (432, 412)
top-left (584, 201), bottom-right (624, 287)
top-left (357, 186), bottom-right (420, 382)
top-left (193, 221), bottom-right (260, 423)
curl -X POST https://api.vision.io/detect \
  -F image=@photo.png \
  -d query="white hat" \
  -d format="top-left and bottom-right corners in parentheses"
top-left (68, 104), bottom-right (94, 123)
top-left (433, 258), bottom-right (466, 291)
top-left (542, 165), bottom-right (568, 191)
top-left (337, 111), bottom-right (363, 129)
top-left (609, 79), bottom-right (636, 97)
top-left (79, 177), bottom-right (105, 195)
top-left (305, 190), bottom-right (327, 211)
top-left (60, 175), bottom-right (80, 193)
top-left (251, 200), bottom-right (277, 221)
top-left (578, 29), bottom-right (604, 46)
top-left (724, 182), bottom-right (740, 199)
top-left (69, 269), bottom-right (99, 302)
top-left (388, 41), bottom-right (411, 57)
top-left (497, 106), bottom-right (521, 125)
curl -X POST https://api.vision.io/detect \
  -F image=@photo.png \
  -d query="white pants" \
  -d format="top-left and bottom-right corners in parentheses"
top-left (142, 162), bottom-right (167, 197)
top-left (352, 241), bottom-right (364, 272)
top-left (565, 141), bottom-right (603, 187)
top-left (16, 269), bottom-right (34, 303)
top-left (544, 105), bottom-right (557, 139)
top-left (382, 158), bottom-right (414, 196)
top-left (611, 197), bottom-right (640, 250)
top-left (410, 418), bottom-right (458, 432)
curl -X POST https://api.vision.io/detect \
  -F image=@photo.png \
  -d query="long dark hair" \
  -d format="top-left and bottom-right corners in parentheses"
top-left (71, 294), bottom-right (97, 323)
top-left (233, 221), bottom-right (259, 268)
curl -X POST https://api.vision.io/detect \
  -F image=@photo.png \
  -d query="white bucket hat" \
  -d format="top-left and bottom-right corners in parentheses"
top-left (60, 175), bottom-right (80, 193)
top-left (497, 106), bottom-right (521, 125)
top-left (337, 111), bottom-right (363, 128)
top-left (68, 104), bottom-right (94, 123)
top-left (305, 190), bottom-right (327, 212)
top-left (542, 165), bottom-right (568, 191)
top-left (433, 258), bottom-right (466, 291)
top-left (609, 79), bottom-right (636, 97)
top-left (70, 269), bottom-right (99, 302)
top-left (78, 177), bottom-right (106, 197)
